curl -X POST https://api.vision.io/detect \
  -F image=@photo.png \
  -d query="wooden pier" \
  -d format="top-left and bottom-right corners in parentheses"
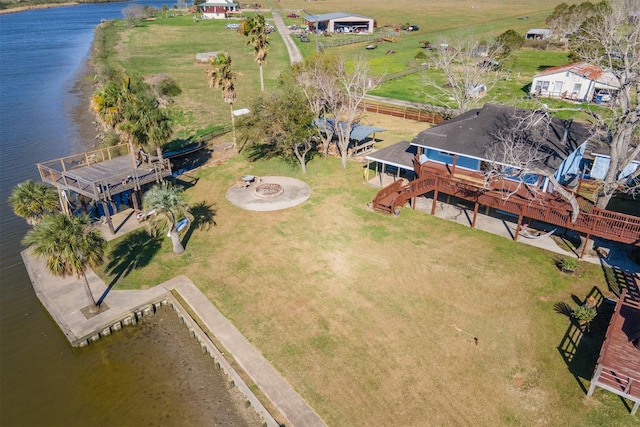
top-left (37, 144), bottom-right (172, 234)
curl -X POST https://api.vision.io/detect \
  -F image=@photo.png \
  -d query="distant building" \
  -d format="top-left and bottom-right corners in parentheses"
top-left (530, 62), bottom-right (620, 102)
top-left (199, 0), bottom-right (239, 19)
top-left (304, 12), bottom-right (375, 34)
top-left (525, 29), bottom-right (552, 40)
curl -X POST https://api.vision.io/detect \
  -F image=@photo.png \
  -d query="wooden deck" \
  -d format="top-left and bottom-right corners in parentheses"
top-left (37, 144), bottom-right (172, 202)
top-left (372, 158), bottom-right (640, 246)
top-left (588, 288), bottom-right (640, 415)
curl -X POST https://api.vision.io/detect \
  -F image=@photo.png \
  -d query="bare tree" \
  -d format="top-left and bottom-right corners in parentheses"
top-left (419, 35), bottom-right (503, 114)
top-left (330, 57), bottom-right (378, 168)
top-left (123, 4), bottom-right (148, 26)
top-left (293, 54), bottom-right (341, 158)
top-left (484, 109), bottom-right (584, 221)
top-left (568, 0), bottom-right (640, 208)
top-left (546, 1), bottom-right (601, 42)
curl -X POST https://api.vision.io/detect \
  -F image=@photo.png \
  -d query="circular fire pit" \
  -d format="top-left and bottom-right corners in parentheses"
top-left (254, 183), bottom-right (284, 199)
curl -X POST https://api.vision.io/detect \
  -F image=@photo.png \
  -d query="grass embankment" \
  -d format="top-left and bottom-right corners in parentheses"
top-left (99, 150), bottom-right (634, 426)
top-left (100, 0), bottom-right (589, 141)
top-left (96, 13), bottom-right (290, 140)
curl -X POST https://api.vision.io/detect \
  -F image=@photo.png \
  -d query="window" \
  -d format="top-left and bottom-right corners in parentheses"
top-left (534, 80), bottom-right (549, 92)
top-left (573, 83), bottom-right (582, 93)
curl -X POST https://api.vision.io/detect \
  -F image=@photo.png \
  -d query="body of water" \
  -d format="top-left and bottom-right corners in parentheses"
top-left (0, 3), bottom-right (259, 425)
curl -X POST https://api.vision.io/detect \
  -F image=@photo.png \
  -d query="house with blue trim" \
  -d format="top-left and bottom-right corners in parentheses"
top-left (367, 104), bottom-right (592, 191)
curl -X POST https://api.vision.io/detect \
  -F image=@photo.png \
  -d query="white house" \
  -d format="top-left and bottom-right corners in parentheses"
top-left (199, 0), bottom-right (239, 19)
top-left (530, 62), bottom-right (620, 102)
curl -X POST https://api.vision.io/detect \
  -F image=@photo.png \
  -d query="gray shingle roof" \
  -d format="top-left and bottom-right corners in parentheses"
top-left (365, 141), bottom-right (416, 169)
top-left (410, 104), bottom-right (591, 174)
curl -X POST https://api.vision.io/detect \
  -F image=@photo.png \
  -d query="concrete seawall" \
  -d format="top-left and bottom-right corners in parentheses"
top-left (21, 249), bottom-right (326, 427)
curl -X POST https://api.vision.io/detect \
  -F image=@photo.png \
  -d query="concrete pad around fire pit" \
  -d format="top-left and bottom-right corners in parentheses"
top-left (226, 176), bottom-right (311, 211)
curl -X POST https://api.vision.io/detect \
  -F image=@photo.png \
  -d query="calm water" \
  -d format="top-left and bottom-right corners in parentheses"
top-left (0, 4), bottom-right (258, 425)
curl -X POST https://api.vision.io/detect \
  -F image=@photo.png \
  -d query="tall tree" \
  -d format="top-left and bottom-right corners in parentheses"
top-left (240, 82), bottom-right (316, 172)
top-left (240, 14), bottom-right (270, 92)
top-left (23, 214), bottom-right (106, 308)
top-left (567, 0), bottom-right (640, 208)
top-left (142, 183), bottom-right (192, 255)
top-left (8, 180), bottom-right (60, 225)
top-left (546, 1), bottom-right (602, 42)
top-left (206, 52), bottom-right (238, 147)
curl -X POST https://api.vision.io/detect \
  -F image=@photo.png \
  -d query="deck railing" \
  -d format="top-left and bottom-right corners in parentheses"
top-left (373, 162), bottom-right (640, 245)
top-left (37, 143), bottom-right (131, 173)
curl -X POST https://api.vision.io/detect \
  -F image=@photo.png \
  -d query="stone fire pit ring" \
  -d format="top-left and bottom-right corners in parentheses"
top-left (226, 176), bottom-right (311, 211)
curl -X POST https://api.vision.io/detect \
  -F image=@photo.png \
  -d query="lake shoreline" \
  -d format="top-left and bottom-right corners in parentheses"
top-left (0, 3), bottom-right (79, 14)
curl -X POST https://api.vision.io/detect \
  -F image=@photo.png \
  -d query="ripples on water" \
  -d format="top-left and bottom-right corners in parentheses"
top-left (0, 4), bottom-right (261, 425)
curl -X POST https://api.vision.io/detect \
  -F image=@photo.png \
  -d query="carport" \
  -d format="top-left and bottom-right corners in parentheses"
top-left (304, 12), bottom-right (375, 34)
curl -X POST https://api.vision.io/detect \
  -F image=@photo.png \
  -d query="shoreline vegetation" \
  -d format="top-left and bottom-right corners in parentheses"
top-left (0, 0), bottom-right (119, 14)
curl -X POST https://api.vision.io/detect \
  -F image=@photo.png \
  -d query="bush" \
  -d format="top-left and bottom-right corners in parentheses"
top-left (559, 257), bottom-right (578, 272)
top-left (158, 77), bottom-right (182, 97)
top-left (572, 304), bottom-right (597, 323)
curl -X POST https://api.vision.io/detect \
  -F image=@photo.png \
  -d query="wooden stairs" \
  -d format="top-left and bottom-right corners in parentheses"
top-left (372, 169), bottom-right (640, 246)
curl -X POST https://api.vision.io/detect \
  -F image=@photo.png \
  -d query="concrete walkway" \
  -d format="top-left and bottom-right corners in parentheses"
top-left (22, 249), bottom-right (326, 427)
top-left (271, 10), bottom-right (303, 64)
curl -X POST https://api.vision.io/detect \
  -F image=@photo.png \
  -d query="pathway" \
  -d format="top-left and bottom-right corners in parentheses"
top-left (271, 10), bottom-right (303, 64)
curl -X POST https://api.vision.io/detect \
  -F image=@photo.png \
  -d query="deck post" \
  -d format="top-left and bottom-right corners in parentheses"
top-left (101, 201), bottom-right (115, 234)
top-left (431, 189), bottom-right (438, 215)
top-left (472, 201), bottom-right (479, 228)
top-left (514, 214), bottom-right (523, 242)
top-left (131, 191), bottom-right (140, 211)
top-left (587, 365), bottom-right (603, 396)
top-left (632, 400), bottom-right (639, 416)
top-left (579, 234), bottom-right (591, 259)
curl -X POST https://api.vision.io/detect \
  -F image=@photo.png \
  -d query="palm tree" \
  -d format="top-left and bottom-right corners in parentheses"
top-left (142, 183), bottom-right (192, 254)
top-left (23, 214), bottom-right (106, 309)
top-left (8, 180), bottom-right (59, 225)
top-left (206, 51), bottom-right (238, 147)
top-left (240, 14), bottom-right (269, 92)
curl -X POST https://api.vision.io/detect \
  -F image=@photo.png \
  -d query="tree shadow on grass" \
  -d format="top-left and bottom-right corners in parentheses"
top-left (557, 286), bottom-right (614, 394)
top-left (182, 201), bottom-right (217, 250)
top-left (98, 229), bottom-right (162, 305)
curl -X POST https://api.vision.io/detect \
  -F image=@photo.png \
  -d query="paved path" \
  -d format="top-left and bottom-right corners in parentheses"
top-left (22, 249), bottom-right (326, 427)
top-left (271, 10), bottom-right (303, 64)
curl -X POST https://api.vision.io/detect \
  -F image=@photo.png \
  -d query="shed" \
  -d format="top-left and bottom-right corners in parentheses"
top-left (525, 29), bottom-right (552, 40)
top-left (304, 12), bottom-right (375, 34)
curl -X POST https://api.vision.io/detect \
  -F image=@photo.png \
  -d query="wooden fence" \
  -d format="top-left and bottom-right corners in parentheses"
top-left (360, 100), bottom-right (448, 124)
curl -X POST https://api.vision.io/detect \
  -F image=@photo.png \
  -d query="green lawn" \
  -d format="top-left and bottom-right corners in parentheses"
top-left (98, 151), bottom-right (636, 426)
top-left (94, 3), bottom-right (640, 423)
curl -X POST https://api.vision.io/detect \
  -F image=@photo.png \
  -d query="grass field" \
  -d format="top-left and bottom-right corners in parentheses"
top-left (105, 0), bottom-right (590, 139)
top-left (97, 2), bottom-right (640, 424)
top-left (99, 144), bottom-right (636, 425)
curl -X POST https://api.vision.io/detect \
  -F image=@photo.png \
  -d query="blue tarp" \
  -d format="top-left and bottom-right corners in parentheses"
top-left (314, 118), bottom-right (385, 142)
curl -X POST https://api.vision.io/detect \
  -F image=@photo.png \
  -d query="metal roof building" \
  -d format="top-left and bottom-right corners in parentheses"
top-left (304, 12), bottom-right (375, 34)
